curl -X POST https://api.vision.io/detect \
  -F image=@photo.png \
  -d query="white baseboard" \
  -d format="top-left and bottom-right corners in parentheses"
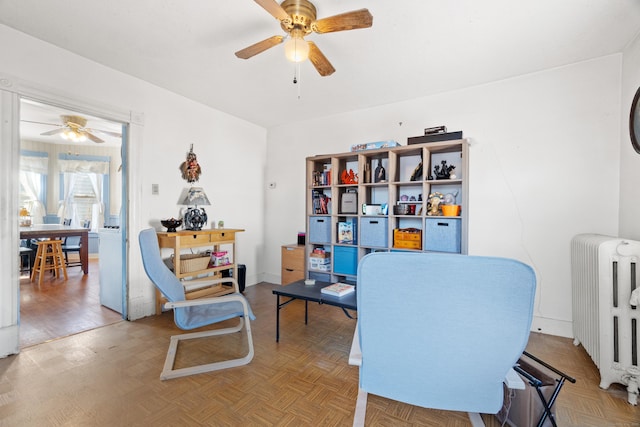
top-left (0, 325), bottom-right (19, 358)
top-left (531, 315), bottom-right (573, 338)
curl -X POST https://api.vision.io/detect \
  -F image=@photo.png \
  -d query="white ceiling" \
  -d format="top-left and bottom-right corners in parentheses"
top-left (2, 0), bottom-right (640, 130)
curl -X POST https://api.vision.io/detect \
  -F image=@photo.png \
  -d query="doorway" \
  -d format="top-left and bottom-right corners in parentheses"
top-left (18, 98), bottom-right (127, 347)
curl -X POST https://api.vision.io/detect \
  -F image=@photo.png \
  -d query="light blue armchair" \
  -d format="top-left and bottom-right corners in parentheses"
top-left (139, 228), bottom-right (255, 380)
top-left (353, 252), bottom-right (536, 426)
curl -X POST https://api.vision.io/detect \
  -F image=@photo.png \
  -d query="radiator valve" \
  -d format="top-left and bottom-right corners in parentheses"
top-left (623, 366), bottom-right (640, 405)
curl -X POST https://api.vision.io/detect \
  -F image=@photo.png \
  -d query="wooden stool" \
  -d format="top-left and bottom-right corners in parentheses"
top-left (31, 240), bottom-right (67, 288)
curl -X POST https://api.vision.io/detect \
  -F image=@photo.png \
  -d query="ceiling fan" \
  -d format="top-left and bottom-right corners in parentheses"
top-left (23, 115), bottom-right (122, 143)
top-left (235, 0), bottom-right (373, 76)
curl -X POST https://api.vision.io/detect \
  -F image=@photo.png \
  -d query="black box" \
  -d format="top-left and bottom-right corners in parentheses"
top-left (408, 131), bottom-right (463, 145)
top-left (222, 264), bottom-right (246, 293)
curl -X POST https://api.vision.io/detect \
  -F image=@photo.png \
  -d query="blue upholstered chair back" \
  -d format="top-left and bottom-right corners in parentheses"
top-left (139, 228), bottom-right (186, 303)
top-left (357, 252), bottom-right (536, 414)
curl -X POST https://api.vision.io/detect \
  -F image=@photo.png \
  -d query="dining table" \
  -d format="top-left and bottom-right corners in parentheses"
top-left (20, 224), bottom-right (90, 274)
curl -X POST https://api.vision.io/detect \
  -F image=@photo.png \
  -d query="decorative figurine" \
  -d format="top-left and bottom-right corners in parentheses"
top-left (340, 169), bottom-right (358, 184)
top-left (434, 160), bottom-right (455, 180)
top-left (410, 160), bottom-right (423, 181)
top-left (427, 192), bottom-right (444, 216)
top-left (374, 158), bottom-right (386, 183)
top-left (180, 144), bottom-right (202, 183)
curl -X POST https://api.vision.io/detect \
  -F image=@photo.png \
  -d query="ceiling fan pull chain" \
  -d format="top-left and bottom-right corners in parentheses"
top-left (297, 63), bottom-right (302, 99)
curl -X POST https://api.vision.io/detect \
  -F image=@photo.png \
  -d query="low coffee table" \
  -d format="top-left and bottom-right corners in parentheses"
top-left (272, 280), bottom-right (357, 342)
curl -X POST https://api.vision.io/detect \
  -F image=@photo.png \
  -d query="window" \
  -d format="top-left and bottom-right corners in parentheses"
top-left (59, 154), bottom-right (110, 229)
top-left (67, 172), bottom-right (98, 222)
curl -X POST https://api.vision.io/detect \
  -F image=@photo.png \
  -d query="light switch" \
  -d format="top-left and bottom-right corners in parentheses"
top-left (152, 184), bottom-right (159, 195)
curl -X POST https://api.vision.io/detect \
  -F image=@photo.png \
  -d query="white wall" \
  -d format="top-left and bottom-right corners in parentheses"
top-left (264, 55), bottom-right (622, 337)
top-left (0, 24), bottom-right (267, 329)
top-left (619, 33), bottom-right (640, 239)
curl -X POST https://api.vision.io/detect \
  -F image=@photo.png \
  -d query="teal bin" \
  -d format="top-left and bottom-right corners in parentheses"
top-left (333, 246), bottom-right (358, 276)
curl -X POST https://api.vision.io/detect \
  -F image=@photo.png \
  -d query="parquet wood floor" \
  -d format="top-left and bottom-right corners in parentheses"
top-left (2, 282), bottom-right (640, 426)
top-left (19, 258), bottom-right (122, 348)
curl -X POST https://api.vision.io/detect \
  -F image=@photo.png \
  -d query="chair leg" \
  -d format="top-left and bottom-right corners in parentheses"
top-left (53, 243), bottom-right (67, 281)
top-left (468, 412), bottom-right (486, 427)
top-left (160, 317), bottom-right (254, 380)
top-left (30, 243), bottom-right (43, 283)
top-left (353, 388), bottom-right (368, 427)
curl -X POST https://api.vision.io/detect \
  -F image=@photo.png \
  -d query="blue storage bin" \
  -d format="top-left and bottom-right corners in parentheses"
top-left (333, 246), bottom-right (358, 276)
top-left (360, 217), bottom-right (388, 247)
top-left (425, 218), bottom-right (461, 253)
top-left (309, 216), bottom-right (331, 243)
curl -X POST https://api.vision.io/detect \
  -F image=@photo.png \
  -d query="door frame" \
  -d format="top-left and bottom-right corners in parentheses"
top-left (0, 73), bottom-right (143, 357)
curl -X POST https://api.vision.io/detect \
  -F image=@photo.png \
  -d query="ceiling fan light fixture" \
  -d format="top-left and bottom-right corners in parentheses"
top-left (61, 129), bottom-right (86, 142)
top-left (284, 35), bottom-right (309, 63)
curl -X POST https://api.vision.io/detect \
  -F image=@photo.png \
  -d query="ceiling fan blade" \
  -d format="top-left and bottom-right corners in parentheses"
top-left (21, 119), bottom-right (60, 126)
top-left (87, 128), bottom-right (122, 138)
top-left (235, 35), bottom-right (284, 59)
top-left (308, 42), bottom-right (335, 76)
top-left (85, 132), bottom-right (105, 143)
top-left (40, 128), bottom-right (65, 136)
top-left (312, 9), bottom-right (373, 34)
top-left (254, 0), bottom-right (290, 21)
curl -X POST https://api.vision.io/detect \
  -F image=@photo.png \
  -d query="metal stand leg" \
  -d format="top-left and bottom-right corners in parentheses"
top-left (276, 295), bottom-right (280, 342)
top-left (514, 351), bottom-right (576, 427)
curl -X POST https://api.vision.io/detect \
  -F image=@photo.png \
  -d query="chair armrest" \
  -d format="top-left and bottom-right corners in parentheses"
top-left (505, 368), bottom-right (525, 390)
top-left (164, 292), bottom-right (247, 309)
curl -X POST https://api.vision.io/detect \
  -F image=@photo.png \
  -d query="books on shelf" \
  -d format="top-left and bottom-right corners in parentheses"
top-left (321, 282), bottom-right (355, 297)
top-left (312, 167), bottom-right (332, 186)
top-left (338, 218), bottom-right (357, 244)
top-left (313, 190), bottom-right (331, 214)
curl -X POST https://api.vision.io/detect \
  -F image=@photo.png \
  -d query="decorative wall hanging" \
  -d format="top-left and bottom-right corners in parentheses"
top-left (180, 144), bottom-right (202, 183)
top-left (630, 85), bottom-right (640, 154)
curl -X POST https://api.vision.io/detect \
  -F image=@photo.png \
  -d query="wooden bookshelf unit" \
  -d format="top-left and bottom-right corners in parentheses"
top-left (305, 139), bottom-right (469, 284)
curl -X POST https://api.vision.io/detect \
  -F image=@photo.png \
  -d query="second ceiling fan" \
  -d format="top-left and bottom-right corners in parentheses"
top-left (24, 115), bottom-right (121, 143)
top-left (235, 0), bottom-right (373, 76)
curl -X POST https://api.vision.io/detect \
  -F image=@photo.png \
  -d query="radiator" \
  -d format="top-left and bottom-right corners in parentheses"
top-left (571, 234), bottom-right (640, 405)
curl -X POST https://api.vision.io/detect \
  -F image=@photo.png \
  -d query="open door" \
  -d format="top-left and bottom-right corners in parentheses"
top-left (0, 88), bottom-right (21, 357)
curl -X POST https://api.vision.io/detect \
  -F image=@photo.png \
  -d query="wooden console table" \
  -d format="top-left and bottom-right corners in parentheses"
top-left (156, 228), bottom-right (244, 315)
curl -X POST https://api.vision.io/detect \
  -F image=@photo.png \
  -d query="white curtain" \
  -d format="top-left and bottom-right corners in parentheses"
top-left (87, 173), bottom-right (104, 231)
top-left (58, 159), bottom-right (109, 174)
top-left (61, 173), bottom-right (79, 227)
top-left (19, 155), bottom-right (48, 224)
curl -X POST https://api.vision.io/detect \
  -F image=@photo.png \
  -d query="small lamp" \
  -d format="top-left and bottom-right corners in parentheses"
top-left (178, 187), bottom-right (211, 231)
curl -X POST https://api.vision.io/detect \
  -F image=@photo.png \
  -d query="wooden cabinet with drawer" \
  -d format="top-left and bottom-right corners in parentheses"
top-left (281, 244), bottom-right (305, 285)
top-left (155, 228), bottom-right (244, 314)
